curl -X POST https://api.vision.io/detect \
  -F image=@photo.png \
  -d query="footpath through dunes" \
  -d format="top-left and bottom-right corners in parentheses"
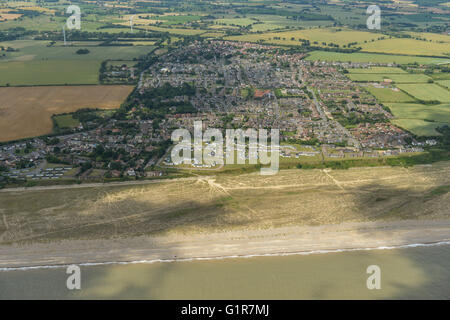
top-left (0, 162), bottom-right (449, 246)
top-left (0, 85), bottom-right (134, 142)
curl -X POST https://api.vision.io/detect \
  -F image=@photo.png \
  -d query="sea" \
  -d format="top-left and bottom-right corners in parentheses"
top-left (1, 243), bottom-right (449, 299)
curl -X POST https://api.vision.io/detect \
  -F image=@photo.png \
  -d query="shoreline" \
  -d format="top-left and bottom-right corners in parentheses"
top-left (2, 239), bottom-right (450, 272)
top-left (1, 219), bottom-right (450, 270)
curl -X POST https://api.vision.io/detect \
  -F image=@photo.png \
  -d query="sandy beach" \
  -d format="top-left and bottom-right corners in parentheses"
top-left (1, 219), bottom-right (450, 269)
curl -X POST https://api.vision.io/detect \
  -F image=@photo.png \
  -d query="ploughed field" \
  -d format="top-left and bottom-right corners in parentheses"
top-left (0, 162), bottom-right (449, 244)
top-left (0, 85), bottom-right (133, 142)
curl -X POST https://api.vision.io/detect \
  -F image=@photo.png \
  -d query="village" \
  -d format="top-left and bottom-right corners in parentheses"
top-left (0, 41), bottom-right (431, 182)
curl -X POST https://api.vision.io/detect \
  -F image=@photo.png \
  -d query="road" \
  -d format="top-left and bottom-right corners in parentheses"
top-left (308, 88), bottom-right (361, 149)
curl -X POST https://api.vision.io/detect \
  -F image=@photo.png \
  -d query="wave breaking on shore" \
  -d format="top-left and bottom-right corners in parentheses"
top-left (2, 240), bottom-right (450, 272)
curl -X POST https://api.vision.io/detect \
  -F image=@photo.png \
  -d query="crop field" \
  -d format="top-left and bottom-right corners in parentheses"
top-left (226, 27), bottom-right (382, 47)
top-left (0, 162), bottom-right (449, 244)
top-left (391, 119), bottom-right (445, 136)
top-left (386, 103), bottom-right (450, 123)
top-left (365, 86), bottom-right (415, 103)
top-left (251, 16), bottom-right (332, 31)
top-left (0, 85), bottom-right (133, 142)
top-left (0, 15), bottom-right (112, 33)
top-left (437, 80), bottom-right (450, 89)
top-left (0, 60), bottom-right (101, 86)
top-left (214, 15), bottom-right (327, 32)
top-left (0, 41), bottom-right (155, 86)
top-left (396, 84), bottom-right (450, 102)
top-left (216, 17), bottom-right (256, 27)
top-left (407, 32), bottom-right (450, 44)
top-left (347, 73), bottom-right (431, 83)
top-left (0, 40), bottom-right (155, 61)
top-left (126, 24), bottom-right (205, 35)
top-left (431, 73), bottom-right (450, 80)
top-left (305, 51), bottom-right (450, 65)
top-left (347, 67), bottom-right (407, 74)
top-left (360, 38), bottom-right (450, 57)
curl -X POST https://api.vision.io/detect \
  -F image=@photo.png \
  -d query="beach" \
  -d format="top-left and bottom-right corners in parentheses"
top-left (1, 219), bottom-right (450, 269)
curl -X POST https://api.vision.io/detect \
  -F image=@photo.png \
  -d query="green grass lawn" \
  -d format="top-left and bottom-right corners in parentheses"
top-left (397, 83), bottom-right (450, 102)
top-left (54, 114), bottom-right (80, 129)
top-left (365, 86), bottom-right (416, 102)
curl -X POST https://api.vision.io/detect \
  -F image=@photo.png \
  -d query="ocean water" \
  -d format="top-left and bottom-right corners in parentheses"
top-left (1, 244), bottom-right (449, 299)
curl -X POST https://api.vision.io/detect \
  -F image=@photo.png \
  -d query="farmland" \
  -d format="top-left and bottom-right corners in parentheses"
top-left (0, 40), bottom-right (155, 61)
top-left (365, 86), bottom-right (416, 103)
top-left (226, 27), bottom-right (382, 47)
top-left (387, 103), bottom-right (450, 122)
top-left (391, 119), bottom-right (445, 136)
top-left (347, 73), bottom-right (431, 83)
top-left (347, 67), bottom-right (407, 74)
top-left (0, 40), bottom-right (155, 86)
top-left (396, 84), bottom-right (450, 102)
top-left (360, 38), bottom-right (450, 57)
top-left (0, 85), bottom-right (133, 142)
top-left (437, 80), bottom-right (450, 89)
top-left (0, 60), bottom-right (100, 86)
top-left (385, 103), bottom-right (450, 136)
top-left (305, 51), bottom-right (450, 65)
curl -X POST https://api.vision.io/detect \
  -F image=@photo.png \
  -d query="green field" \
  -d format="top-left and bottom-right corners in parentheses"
top-left (430, 73), bottom-right (450, 80)
top-left (157, 14), bottom-right (202, 26)
top-left (437, 80), bottom-right (450, 89)
top-left (0, 40), bottom-right (155, 61)
top-left (386, 103), bottom-right (450, 123)
top-left (396, 84), bottom-right (450, 102)
top-left (53, 114), bottom-right (80, 129)
top-left (0, 60), bottom-right (100, 86)
top-left (347, 67), bottom-right (407, 74)
top-left (360, 38), bottom-right (450, 57)
top-left (386, 102), bottom-right (450, 136)
top-left (0, 15), bottom-right (117, 33)
top-left (365, 86), bottom-right (415, 102)
top-left (347, 73), bottom-right (431, 83)
top-left (0, 40), bottom-right (155, 85)
top-left (306, 51), bottom-right (450, 65)
top-left (226, 27), bottom-right (382, 47)
top-left (391, 119), bottom-right (445, 136)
